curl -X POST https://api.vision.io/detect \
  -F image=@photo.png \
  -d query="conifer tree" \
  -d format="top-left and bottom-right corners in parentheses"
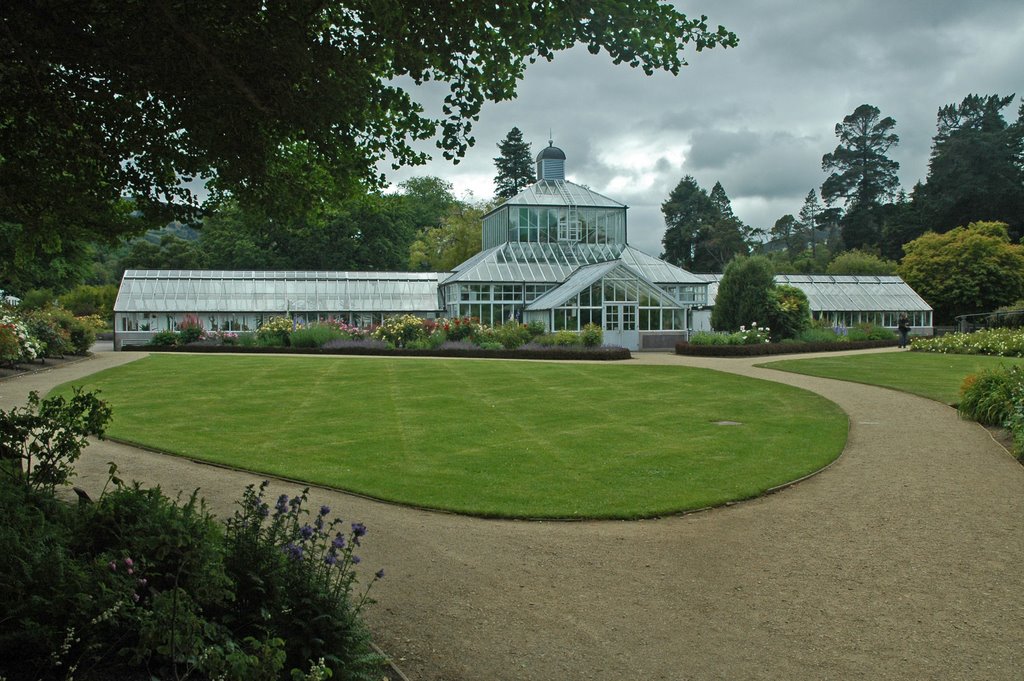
top-left (493, 127), bottom-right (535, 198)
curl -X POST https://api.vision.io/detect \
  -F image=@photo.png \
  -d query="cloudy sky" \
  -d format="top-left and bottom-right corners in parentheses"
top-left (384, 0), bottom-right (1023, 257)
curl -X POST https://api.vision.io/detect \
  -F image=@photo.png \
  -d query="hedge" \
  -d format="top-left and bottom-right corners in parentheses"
top-left (123, 343), bottom-right (632, 361)
top-left (675, 338), bottom-right (898, 357)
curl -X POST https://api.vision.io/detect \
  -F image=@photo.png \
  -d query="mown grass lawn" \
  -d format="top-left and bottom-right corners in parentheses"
top-left (54, 354), bottom-right (847, 519)
top-left (760, 351), bottom-right (1024, 405)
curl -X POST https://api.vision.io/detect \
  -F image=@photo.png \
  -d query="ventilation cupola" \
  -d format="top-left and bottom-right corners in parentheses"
top-left (535, 140), bottom-right (566, 181)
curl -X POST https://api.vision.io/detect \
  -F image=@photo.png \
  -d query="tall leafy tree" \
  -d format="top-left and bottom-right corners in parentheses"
top-left (825, 249), bottom-right (897, 276)
top-left (913, 94), bottom-right (1024, 238)
top-left (398, 177), bottom-right (459, 231)
top-left (797, 190), bottom-right (828, 256)
top-left (898, 221), bottom-right (1024, 324)
top-left (0, 1), bottom-right (737, 293)
top-left (769, 214), bottom-right (803, 255)
top-left (494, 128), bottom-right (535, 198)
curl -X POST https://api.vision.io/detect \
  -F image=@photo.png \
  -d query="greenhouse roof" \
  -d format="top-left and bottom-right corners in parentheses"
top-left (526, 261), bottom-right (683, 311)
top-left (703, 274), bottom-right (932, 312)
top-left (488, 179), bottom-right (625, 213)
top-left (443, 243), bottom-right (706, 286)
top-left (114, 270), bottom-right (444, 313)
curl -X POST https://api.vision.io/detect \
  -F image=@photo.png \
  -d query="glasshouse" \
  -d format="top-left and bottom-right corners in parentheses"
top-left (114, 143), bottom-right (709, 350)
top-left (695, 274), bottom-right (933, 334)
top-left (113, 143), bottom-right (932, 350)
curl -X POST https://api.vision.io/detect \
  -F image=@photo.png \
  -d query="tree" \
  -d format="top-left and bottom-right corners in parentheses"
top-left (1, 2), bottom-right (737, 291)
top-left (897, 221), bottom-right (1024, 324)
top-left (821, 104), bottom-right (901, 250)
top-left (826, 249), bottom-right (897, 276)
top-left (494, 128), bottom-right (535, 198)
top-left (711, 255), bottom-right (775, 331)
top-left (769, 214), bottom-right (803, 254)
top-left (913, 94), bottom-right (1024, 238)
top-left (409, 202), bottom-right (491, 271)
top-left (397, 177), bottom-right (459, 232)
top-left (662, 177), bottom-right (749, 272)
top-left (797, 190), bottom-right (827, 256)
top-left (821, 104), bottom-right (901, 209)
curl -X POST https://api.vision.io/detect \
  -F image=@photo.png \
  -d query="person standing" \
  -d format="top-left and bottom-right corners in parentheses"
top-left (897, 312), bottom-right (911, 349)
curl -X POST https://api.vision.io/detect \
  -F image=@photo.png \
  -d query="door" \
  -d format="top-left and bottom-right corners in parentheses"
top-left (603, 303), bottom-right (640, 350)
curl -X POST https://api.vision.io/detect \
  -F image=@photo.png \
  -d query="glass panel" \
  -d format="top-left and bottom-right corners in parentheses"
top-left (604, 305), bottom-right (619, 331)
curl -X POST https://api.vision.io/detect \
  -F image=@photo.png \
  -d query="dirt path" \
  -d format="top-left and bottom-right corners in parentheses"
top-left (3, 348), bottom-right (1022, 680)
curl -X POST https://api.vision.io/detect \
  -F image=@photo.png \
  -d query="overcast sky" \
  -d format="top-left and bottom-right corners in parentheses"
top-left (383, 0), bottom-right (1023, 258)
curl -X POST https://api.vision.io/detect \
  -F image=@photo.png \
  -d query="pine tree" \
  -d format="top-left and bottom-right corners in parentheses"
top-left (493, 128), bottom-right (535, 199)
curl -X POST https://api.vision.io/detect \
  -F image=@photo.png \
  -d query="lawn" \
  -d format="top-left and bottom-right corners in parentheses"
top-left (54, 354), bottom-right (847, 519)
top-left (760, 351), bottom-right (1024, 405)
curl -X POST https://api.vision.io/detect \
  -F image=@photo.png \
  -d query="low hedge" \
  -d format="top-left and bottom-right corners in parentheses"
top-left (675, 338), bottom-right (898, 357)
top-left (124, 343), bottom-right (632, 361)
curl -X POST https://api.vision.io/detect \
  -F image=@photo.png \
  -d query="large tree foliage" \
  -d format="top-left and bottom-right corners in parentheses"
top-left (821, 104), bottom-right (901, 209)
top-left (661, 177), bottom-right (750, 272)
top-left (494, 127), bottom-right (535, 199)
top-left (408, 201), bottom-right (491, 271)
top-left (825, 249), bottom-right (897, 276)
top-left (913, 94), bottom-right (1024, 239)
top-left (0, 2), bottom-right (736, 294)
top-left (897, 221), bottom-right (1024, 324)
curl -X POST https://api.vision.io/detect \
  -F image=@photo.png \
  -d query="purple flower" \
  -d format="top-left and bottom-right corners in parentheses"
top-left (331, 534), bottom-right (346, 550)
top-left (259, 503), bottom-right (270, 518)
top-left (319, 505), bottom-right (331, 517)
top-left (325, 553), bottom-right (338, 566)
top-left (300, 524), bottom-right (314, 540)
top-left (351, 522), bottom-right (367, 544)
top-left (351, 555), bottom-right (361, 565)
top-left (375, 569), bottom-right (385, 580)
top-left (283, 542), bottom-right (304, 561)
top-left (274, 495), bottom-right (289, 515)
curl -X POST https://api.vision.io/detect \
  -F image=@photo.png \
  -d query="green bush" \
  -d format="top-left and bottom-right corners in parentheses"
top-left (58, 284), bottom-right (118, 321)
top-left (149, 330), bottom-right (179, 346)
top-left (176, 314), bottom-right (205, 345)
top-left (493, 323), bottom-right (532, 349)
top-left (765, 285), bottom-right (810, 341)
top-left (222, 483), bottom-right (384, 680)
top-left (290, 325), bottom-right (345, 348)
top-left (957, 367), bottom-right (1023, 425)
top-left (580, 323), bottom-right (603, 347)
top-left (912, 328), bottom-right (1024, 357)
top-left (372, 314), bottom-right (428, 347)
top-left (255, 316), bottom-right (294, 347)
top-left (795, 327), bottom-right (840, 343)
top-left (24, 309), bottom-right (74, 356)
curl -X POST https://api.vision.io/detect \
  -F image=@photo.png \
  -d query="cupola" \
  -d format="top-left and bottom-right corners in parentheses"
top-left (535, 140), bottom-right (566, 181)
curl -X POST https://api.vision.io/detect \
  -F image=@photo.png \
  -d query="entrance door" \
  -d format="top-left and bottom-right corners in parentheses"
top-left (603, 303), bottom-right (640, 350)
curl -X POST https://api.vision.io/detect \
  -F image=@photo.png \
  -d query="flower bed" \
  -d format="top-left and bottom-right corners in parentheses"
top-left (911, 328), bottom-right (1024, 357)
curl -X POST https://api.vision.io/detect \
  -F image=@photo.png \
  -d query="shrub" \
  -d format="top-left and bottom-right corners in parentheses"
top-left (372, 314), bottom-right (429, 347)
top-left (0, 388), bottom-right (112, 494)
top-left (256, 316), bottom-right (294, 347)
top-left (711, 255), bottom-right (775, 332)
top-left (957, 366), bottom-right (1024, 425)
top-left (24, 309), bottom-right (74, 357)
top-left (795, 327), bottom-right (840, 343)
top-left (912, 328), bottom-right (1024, 357)
top-left (437, 316), bottom-right (481, 342)
top-left (0, 324), bottom-right (21, 363)
top-left (0, 313), bottom-right (43, 361)
top-left (222, 483), bottom-right (385, 680)
top-left (177, 314), bottom-right (206, 345)
top-left (580, 323), bottom-right (603, 347)
top-left (765, 285), bottom-right (810, 341)
top-left (290, 325), bottom-right (345, 348)
top-left (58, 284), bottom-right (118, 321)
top-left (491, 323), bottom-right (531, 349)
top-left (149, 330), bottom-right (179, 346)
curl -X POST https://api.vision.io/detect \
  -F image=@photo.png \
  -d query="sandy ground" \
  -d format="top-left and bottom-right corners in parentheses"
top-left (2, 347), bottom-right (1022, 681)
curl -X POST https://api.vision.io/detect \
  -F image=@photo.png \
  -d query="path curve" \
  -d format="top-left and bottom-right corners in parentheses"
top-left (2, 348), bottom-right (1022, 680)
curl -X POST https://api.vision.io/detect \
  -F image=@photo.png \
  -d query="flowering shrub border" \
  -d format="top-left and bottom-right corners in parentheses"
top-left (911, 328), bottom-right (1024, 357)
top-left (676, 338), bottom-right (897, 357)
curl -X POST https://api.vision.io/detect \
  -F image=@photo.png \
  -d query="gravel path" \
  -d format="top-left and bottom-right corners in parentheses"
top-left (2, 348), bottom-right (1022, 680)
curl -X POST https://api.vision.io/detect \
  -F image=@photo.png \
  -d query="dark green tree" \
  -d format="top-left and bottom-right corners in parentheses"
top-left (825, 249), bottom-right (897, 275)
top-left (769, 214), bottom-right (803, 254)
top-left (821, 104), bottom-right (901, 209)
top-left (821, 104), bottom-right (900, 250)
top-left (913, 94), bottom-right (1024, 239)
top-left (662, 178), bottom-right (749, 272)
top-left (797, 190), bottom-right (828, 256)
top-left (494, 128), bottom-right (535, 198)
top-left (1, 1), bottom-right (737, 292)
top-left (397, 177), bottom-right (459, 232)
top-left (711, 255), bottom-right (775, 331)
